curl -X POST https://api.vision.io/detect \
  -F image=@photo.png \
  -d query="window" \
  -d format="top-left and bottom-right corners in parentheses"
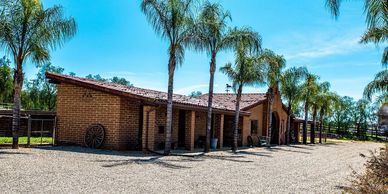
top-left (158, 126), bottom-right (165, 134)
top-left (251, 120), bottom-right (258, 134)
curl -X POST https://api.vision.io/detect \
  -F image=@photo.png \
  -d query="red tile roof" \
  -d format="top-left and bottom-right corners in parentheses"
top-left (46, 72), bottom-right (252, 115)
top-left (197, 93), bottom-right (267, 111)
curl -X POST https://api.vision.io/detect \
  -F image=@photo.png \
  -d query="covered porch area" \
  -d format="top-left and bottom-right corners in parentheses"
top-left (141, 105), bottom-right (251, 152)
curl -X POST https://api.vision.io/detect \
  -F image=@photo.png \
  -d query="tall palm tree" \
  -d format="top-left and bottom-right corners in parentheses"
top-left (141, 0), bottom-right (196, 155)
top-left (310, 81), bottom-right (330, 144)
top-left (220, 38), bottom-right (263, 153)
top-left (259, 49), bottom-right (286, 145)
top-left (193, 2), bottom-right (261, 152)
top-left (0, 0), bottom-right (76, 149)
top-left (300, 73), bottom-right (319, 144)
top-left (279, 66), bottom-right (308, 144)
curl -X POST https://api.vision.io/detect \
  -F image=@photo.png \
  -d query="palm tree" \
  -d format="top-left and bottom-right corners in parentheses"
top-left (316, 90), bottom-right (337, 143)
top-left (310, 81), bottom-right (330, 144)
top-left (193, 2), bottom-right (261, 152)
top-left (364, 69), bottom-right (388, 101)
top-left (326, 0), bottom-right (387, 67)
top-left (0, 0), bottom-right (76, 149)
top-left (141, 0), bottom-right (196, 155)
top-left (279, 66), bottom-right (308, 144)
top-left (220, 38), bottom-right (263, 153)
top-left (300, 73), bottom-right (319, 144)
top-left (259, 49), bottom-right (286, 145)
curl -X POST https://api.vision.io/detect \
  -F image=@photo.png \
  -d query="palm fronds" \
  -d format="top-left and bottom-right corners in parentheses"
top-left (364, 69), bottom-right (388, 100)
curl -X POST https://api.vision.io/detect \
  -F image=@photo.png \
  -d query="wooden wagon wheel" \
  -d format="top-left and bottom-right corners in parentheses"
top-left (84, 124), bottom-right (105, 149)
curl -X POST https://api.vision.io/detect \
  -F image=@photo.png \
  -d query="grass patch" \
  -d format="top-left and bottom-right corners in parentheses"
top-left (299, 137), bottom-right (352, 144)
top-left (0, 136), bottom-right (53, 144)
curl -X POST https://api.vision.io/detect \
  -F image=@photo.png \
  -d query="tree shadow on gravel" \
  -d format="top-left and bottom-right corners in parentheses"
top-left (201, 155), bottom-right (254, 163)
top-left (38, 146), bottom-right (144, 157)
top-left (236, 151), bottom-right (273, 157)
top-left (288, 145), bottom-right (316, 150)
top-left (0, 150), bottom-right (30, 155)
top-left (265, 147), bottom-right (311, 154)
top-left (95, 154), bottom-right (253, 169)
top-left (0, 150), bottom-right (31, 159)
top-left (95, 156), bottom-right (191, 169)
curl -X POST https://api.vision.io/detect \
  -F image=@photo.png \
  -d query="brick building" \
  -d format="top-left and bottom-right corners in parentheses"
top-left (46, 72), bottom-right (290, 151)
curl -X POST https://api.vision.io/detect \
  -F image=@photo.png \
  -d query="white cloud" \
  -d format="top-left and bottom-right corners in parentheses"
top-left (175, 84), bottom-right (219, 95)
top-left (271, 28), bottom-right (378, 61)
top-left (284, 37), bottom-right (371, 60)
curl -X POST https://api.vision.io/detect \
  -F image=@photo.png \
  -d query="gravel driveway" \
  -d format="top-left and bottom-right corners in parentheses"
top-left (0, 142), bottom-right (383, 194)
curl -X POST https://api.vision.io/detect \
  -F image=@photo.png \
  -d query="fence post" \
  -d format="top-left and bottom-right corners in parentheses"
top-left (27, 115), bottom-right (31, 147)
top-left (52, 116), bottom-right (57, 146)
top-left (40, 120), bottom-right (44, 145)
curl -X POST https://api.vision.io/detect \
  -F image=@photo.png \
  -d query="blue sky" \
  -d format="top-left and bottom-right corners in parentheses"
top-left (17, 0), bottom-right (387, 99)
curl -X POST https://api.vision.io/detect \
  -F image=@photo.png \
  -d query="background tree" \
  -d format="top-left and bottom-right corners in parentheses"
top-left (0, 56), bottom-right (13, 103)
top-left (194, 1), bottom-right (262, 152)
top-left (111, 76), bottom-right (132, 86)
top-left (220, 38), bottom-right (263, 153)
top-left (141, 0), bottom-right (195, 155)
top-left (22, 63), bottom-right (64, 111)
top-left (86, 74), bottom-right (107, 82)
top-left (279, 66), bottom-right (308, 144)
top-left (189, 91), bottom-right (202, 97)
top-left (0, 0), bottom-right (76, 148)
top-left (85, 74), bottom-right (132, 86)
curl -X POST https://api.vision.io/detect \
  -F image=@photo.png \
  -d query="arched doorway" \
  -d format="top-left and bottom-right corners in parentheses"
top-left (271, 112), bottom-right (280, 144)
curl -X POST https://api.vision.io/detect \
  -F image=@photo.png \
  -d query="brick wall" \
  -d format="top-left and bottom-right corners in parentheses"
top-left (56, 83), bottom-right (141, 150)
top-left (154, 107), bottom-right (180, 149)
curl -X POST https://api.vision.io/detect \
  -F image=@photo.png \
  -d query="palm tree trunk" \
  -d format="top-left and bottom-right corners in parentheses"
top-left (311, 107), bottom-right (317, 144)
top-left (205, 51), bottom-right (216, 153)
top-left (267, 88), bottom-right (273, 146)
top-left (319, 109), bottom-right (324, 144)
top-left (303, 101), bottom-right (308, 144)
top-left (232, 84), bottom-right (242, 153)
top-left (286, 101), bottom-right (292, 145)
top-left (12, 63), bottom-right (23, 149)
top-left (164, 51), bottom-right (176, 155)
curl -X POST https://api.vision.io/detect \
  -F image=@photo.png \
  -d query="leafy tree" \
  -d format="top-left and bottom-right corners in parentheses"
top-left (21, 63), bottom-right (63, 111)
top-left (0, 0), bottom-right (76, 148)
top-left (354, 99), bottom-right (370, 139)
top-left (331, 96), bottom-right (354, 136)
top-left (279, 66), bottom-right (308, 144)
top-left (111, 76), bottom-right (132, 86)
top-left (141, 0), bottom-right (196, 155)
top-left (85, 74), bottom-right (132, 86)
top-left (193, 1), bottom-right (261, 152)
top-left (0, 56), bottom-right (12, 103)
top-left (86, 74), bottom-right (107, 82)
top-left (220, 38), bottom-right (263, 153)
top-left (189, 91), bottom-right (202, 97)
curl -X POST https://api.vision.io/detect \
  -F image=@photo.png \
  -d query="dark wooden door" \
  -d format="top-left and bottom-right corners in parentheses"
top-left (178, 110), bottom-right (186, 147)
